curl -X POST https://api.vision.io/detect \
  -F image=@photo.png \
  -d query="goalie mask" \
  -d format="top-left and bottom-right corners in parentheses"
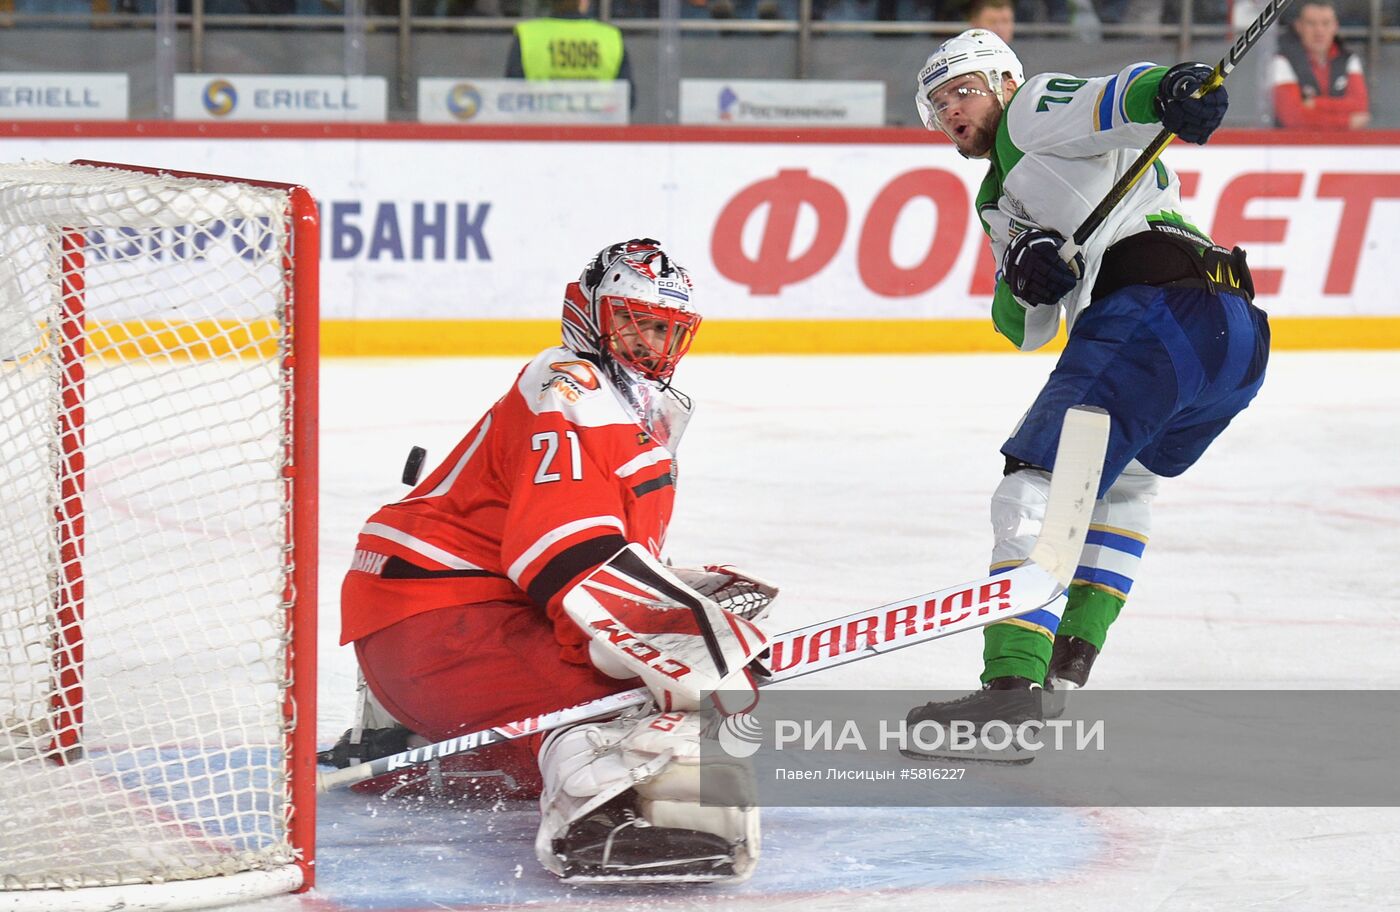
top-left (562, 239), bottom-right (701, 383)
top-left (915, 29), bottom-right (1024, 136)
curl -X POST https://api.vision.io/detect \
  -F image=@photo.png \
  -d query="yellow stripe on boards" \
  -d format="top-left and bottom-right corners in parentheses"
top-left (38, 316), bottom-right (1400, 360)
top-left (320, 319), bottom-right (559, 357)
top-left (319, 319), bottom-right (1016, 356)
top-left (1267, 316), bottom-right (1400, 350)
top-left (6, 320), bottom-right (283, 362)
top-left (694, 320), bottom-right (1010, 354)
top-left (89, 319), bottom-right (282, 360)
top-left (319, 317), bottom-right (1400, 356)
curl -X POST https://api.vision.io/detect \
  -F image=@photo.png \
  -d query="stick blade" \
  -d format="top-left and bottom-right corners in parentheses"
top-left (1027, 405), bottom-right (1110, 588)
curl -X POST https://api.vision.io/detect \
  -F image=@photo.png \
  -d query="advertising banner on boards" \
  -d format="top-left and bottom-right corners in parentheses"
top-left (417, 78), bottom-right (629, 125)
top-left (680, 79), bottom-right (886, 126)
top-left (173, 75), bottom-right (388, 122)
top-left (5, 129), bottom-right (1395, 337)
top-left (0, 73), bottom-right (128, 120)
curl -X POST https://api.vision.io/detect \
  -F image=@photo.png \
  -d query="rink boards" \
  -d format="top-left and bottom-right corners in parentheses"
top-left (4, 123), bottom-right (1398, 353)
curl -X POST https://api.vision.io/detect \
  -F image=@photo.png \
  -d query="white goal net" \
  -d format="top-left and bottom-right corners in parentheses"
top-left (0, 161), bottom-right (318, 912)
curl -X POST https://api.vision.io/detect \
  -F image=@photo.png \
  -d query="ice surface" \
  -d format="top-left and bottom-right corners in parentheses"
top-left (168, 351), bottom-right (1400, 910)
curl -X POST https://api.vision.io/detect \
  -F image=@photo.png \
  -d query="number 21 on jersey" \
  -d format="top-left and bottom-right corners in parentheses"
top-left (532, 430), bottom-right (583, 483)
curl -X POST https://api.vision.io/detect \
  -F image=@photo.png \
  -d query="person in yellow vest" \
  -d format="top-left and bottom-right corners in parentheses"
top-left (505, 0), bottom-right (635, 108)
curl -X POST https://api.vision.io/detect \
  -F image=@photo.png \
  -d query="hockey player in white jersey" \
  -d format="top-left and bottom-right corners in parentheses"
top-left (904, 30), bottom-right (1271, 755)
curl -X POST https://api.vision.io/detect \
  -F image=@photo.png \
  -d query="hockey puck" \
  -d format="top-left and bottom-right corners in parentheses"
top-left (401, 446), bottom-right (427, 485)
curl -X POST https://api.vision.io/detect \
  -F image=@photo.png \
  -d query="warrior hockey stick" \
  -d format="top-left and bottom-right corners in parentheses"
top-left (1061, 0), bottom-right (1294, 263)
top-left (317, 406), bottom-right (1109, 794)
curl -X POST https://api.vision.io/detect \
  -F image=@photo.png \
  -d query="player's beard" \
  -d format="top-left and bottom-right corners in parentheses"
top-left (954, 121), bottom-right (996, 158)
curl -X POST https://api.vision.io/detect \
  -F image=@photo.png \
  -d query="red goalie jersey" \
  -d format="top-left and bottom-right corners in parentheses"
top-left (340, 348), bottom-right (684, 665)
top-left (336, 238), bottom-right (701, 778)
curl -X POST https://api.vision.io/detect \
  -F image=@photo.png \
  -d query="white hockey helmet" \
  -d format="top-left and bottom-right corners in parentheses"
top-left (915, 28), bottom-right (1025, 131)
top-left (562, 239), bottom-right (700, 382)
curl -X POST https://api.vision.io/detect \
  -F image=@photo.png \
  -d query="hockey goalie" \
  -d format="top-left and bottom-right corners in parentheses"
top-left (329, 239), bottom-right (777, 882)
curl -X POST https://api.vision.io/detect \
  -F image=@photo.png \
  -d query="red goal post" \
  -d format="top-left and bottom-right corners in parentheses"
top-left (0, 160), bottom-right (318, 911)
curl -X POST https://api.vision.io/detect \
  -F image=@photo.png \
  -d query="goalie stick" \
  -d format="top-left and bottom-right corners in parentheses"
top-left (317, 405), bottom-right (1109, 794)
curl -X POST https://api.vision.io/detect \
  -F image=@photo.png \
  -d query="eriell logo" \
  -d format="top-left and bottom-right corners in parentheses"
top-left (203, 79), bottom-right (238, 117)
top-left (447, 82), bottom-right (482, 120)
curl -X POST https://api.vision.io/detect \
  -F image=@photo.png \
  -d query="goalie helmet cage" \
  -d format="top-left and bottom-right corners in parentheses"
top-left (0, 161), bottom-right (318, 912)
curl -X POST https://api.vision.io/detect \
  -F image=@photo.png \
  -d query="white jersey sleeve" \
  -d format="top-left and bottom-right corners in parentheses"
top-left (1003, 64), bottom-right (1165, 159)
top-left (979, 62), bottom-right (1212, 351)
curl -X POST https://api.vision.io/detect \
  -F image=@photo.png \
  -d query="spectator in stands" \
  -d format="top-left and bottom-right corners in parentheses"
top-left (352, 1), bottom-right (451, 14)
top-left (18, 0), bottom-right (141, 11)
top-left (966, 0), bottom-right (1014, 39)
top-left (1271, 0), bottom-right (1370, 128)
top-left (1096, 0), bottom-right (1163, 28)
top-left (1160, 0), bottom-right (1227, 25)
top-left (1014, 0), bottom-right (1068, 27)
top-left (813, 0), bottom-right (867, 19)
top-left (505, 0), bottom-right (635, 106)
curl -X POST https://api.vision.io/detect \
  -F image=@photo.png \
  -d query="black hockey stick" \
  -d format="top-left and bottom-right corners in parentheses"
top-left (1060, 0), bottom-right (1294, 262)
top-left (316, 406), bottom-right (1110, 795)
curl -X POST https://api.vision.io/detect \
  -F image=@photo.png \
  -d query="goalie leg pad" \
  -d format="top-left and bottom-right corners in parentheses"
top-left (535, 710), bottom-right (760, 883)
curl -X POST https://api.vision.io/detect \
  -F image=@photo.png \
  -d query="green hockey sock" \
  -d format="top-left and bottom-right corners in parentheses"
top-left (980, 585), bottom-right (1128, 683)
top-left (1056, 584), bottom-right (1126, 651)
top-left (980, 621), bottom-right (1054, 685)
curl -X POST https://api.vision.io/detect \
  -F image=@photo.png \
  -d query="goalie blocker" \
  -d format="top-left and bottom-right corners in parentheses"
top-left (534, 544), bottom-right (769, 882)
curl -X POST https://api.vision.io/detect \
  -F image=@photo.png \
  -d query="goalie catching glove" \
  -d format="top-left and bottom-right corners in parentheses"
top-left (670, 563), bottom-right (778, 622)
top-left (563, 543), bottom-right (771, 715)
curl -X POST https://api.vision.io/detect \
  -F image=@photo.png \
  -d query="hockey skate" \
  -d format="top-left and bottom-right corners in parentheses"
top-left (554, 792), bottom-right (739, 881)
top-left (901, 676), bottom-right (1043, 765)
top-left (1043, 635), bottom-right (1100, 720)
top-left (316, 724), bottom-right (415, 769)
top-left (316, 669), bottom-right (427, 770)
